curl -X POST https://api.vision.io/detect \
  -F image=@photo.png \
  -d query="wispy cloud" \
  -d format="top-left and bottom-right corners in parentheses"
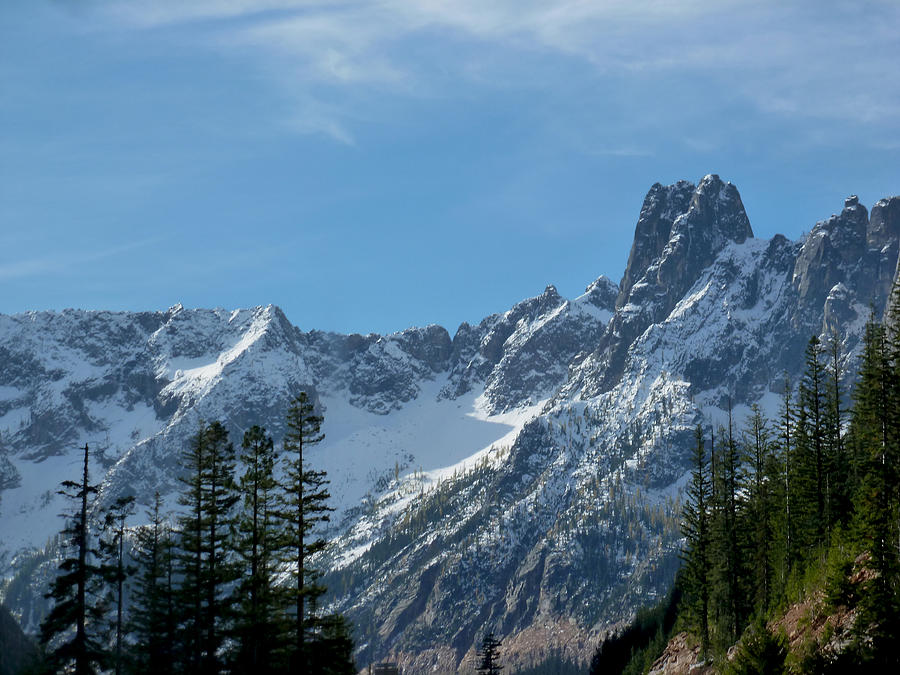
top-left (0, 238), bottom-right (162, 281)
top-left (81, 0), bottom-right (900, 143)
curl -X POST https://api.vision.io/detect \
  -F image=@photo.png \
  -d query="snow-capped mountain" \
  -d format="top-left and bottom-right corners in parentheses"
top-left (1, 175), bottom-right (898, 672)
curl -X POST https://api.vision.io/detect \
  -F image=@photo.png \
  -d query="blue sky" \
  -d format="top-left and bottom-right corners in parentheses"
top-left (2, 1), bottom-right (899, 335)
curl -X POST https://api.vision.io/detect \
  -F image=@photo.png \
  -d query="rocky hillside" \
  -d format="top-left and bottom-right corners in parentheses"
top-left (646, 552), bottom-right (876, 674)
top-left (1, 175), bottom-right (898, 672)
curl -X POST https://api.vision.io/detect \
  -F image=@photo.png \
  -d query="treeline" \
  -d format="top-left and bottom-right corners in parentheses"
top-left (674, 308), bottom-right (900, 669)
top-left (588, 583), bottom-right (681, 675)
top-left (37, 392), bottom-right (354, 675)
top-left (591, 301), bottom-right (900, 672)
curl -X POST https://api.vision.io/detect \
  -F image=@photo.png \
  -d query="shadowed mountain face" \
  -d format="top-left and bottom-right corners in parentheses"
top-left (1, 178), bottom-right (898, 673)
top-left (0, 604), bottom-right (40, 675)
top-left (592, 175), bottom-right (754, 396)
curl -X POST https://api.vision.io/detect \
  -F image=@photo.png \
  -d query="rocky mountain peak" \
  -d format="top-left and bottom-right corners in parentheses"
top-left (617, 176), bottom-right (751, 310)
top-left (868, 195), bottom-right (900, 251)
top-left (793, 196), bottom-right (870, 309)
top-left (652, 176), bottom-right (752, 301)
top-left (582, 276), bottom-right (619, 310)
top-left (616, 180), bottom-right (695, 309)
top-left (586, 176), bottom-right (753, 395)
top-left (684, 174), bottom-right (753, 247)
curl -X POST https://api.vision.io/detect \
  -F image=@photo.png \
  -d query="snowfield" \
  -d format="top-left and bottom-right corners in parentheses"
top-left (2, 179), bottom-right (898, 672)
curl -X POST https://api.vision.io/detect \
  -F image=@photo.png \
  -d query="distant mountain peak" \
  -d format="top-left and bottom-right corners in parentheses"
top-left (581, 276), bottom-right (619, 309)
top-left (4, 178), bottom-right (900, 673)
top-left (584, 176), bottom-right (755, 394)
top-left (617, 176), bottom-right (751, 310)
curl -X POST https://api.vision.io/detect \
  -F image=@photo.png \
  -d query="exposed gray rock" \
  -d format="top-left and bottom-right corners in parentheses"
top-left (2, 179), bottom-right (899, 673)
top-left (868, 196), bottom-right (900, 310)
top-left (867, 195), bottom-right (900, 250)
top-left (583, 275), bottom-right (619, 310)
top-left (793, 196), bottom-right (868, 309)
top-left (617, 180), bottom-right (695, 308)
top-left (441, 281), bottom-right (615, 413)
top-left (442, 285), bottom-right (568, 400)
top-left (586, 175), bottom-right (753, 396)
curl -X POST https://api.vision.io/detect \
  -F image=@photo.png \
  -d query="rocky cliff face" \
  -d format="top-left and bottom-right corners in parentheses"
top-left (588, 175), bottom-right (754, 396)
top-left (1, 178), bottom-right (899, 672)
top-left (442, 279), bottom-right (616, 414)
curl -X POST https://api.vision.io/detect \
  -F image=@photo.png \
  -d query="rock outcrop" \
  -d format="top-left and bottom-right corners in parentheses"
top-left (1, 178), bottom-right (898, 673)
top-left (588, 175), bottom-right (753, 395)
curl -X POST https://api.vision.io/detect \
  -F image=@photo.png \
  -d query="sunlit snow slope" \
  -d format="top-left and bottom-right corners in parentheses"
top-left (2, 177), bottom-right (899, 673)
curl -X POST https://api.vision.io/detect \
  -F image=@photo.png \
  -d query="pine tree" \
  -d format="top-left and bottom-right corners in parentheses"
top-left (476, 632), bottom-right (503, 674)
top-left (234, 425), bottom-right (285, 674)
top-left (742, 405), bottom-right (773, 613)
top-left (680, 425), bottom-right (711, 654)
top-left (849, 315), bottom-right (900, 667)
top-left (278, 392), bottom-right (333, 671)
top-left (825, 331), bottom-right (851, 530)
top-left (202, 422), bottom-right (240, 675)
top-left (174, 422), bottom-right (240, 675)
top-left (776, 376), bottom-right (796, 579)
top-left (98, 495), bottom-right (135, 675)
top-left (40, 443), bottom-right (109, 675)
top-left (130, 492), bottom-right (177, 675)
top-left (709, 406), bottom-right (748, 646)
top-left (799, 335), bottom-right (828, 547)
top-left (175, 426), bottom-right (207, 671)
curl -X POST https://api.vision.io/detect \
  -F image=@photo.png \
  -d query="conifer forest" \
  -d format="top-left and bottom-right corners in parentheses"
top-left (26, 393), bottom-right (355, 675)
top-left (590, 300), bottom-right (900, 672)
top-left (5, 2), bottom-right (900, 673)
top-left (14, 303), bottom-right (900, 673)
top-left (3, 185), bottom-right (900, 674)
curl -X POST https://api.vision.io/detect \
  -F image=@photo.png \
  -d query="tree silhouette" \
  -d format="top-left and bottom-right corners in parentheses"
top-left (40, 443), bottom-right (107, 675)
top-left (476, 632), bottom-right (502, 674)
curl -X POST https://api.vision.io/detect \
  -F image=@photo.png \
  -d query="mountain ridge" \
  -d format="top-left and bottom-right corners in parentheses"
top-left (2, 178), bottom-right (899, 672)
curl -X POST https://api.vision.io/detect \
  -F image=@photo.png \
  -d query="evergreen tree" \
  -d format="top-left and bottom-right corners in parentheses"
top-left (476, 632), bottom-right (503, 674)
top-left (799, 335), bottom-right (828, 546)
top-left (174, 422), bottom-right (240, 675)
top-left (825, 331), bottom-right (851, 530)
top-left (849, 315), bottom-right (900, 667)
top-left (40, 443), bottom-right (109, 675)
top-left (742, 406), bottom-right (773, 613)
top-left (129, 492), bottom-right (177, 675)
top-left (710, 408), bottom-right (746, 645)
top-left (680, 425), bottom-right (711, 654)
top-left (776, 376), bottom-right (797, 580)
top-left (98, 495), bottom-right (135, 675)
top-left (234, 425), bottom-right (285, 674)
top-left (278, 392), bottom-right (334, 672)
top-left (175, 426), bottom-right (207, 671)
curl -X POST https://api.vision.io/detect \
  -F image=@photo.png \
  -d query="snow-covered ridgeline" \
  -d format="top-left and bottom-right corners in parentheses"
top-left (2, 179), bottom-right (899, 672)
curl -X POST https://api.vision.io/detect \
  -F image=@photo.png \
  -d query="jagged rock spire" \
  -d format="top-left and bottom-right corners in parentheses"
top-left (588, 175), bottom-right (752, 395)
top-left (617, 175), bottom-right (752, 310)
